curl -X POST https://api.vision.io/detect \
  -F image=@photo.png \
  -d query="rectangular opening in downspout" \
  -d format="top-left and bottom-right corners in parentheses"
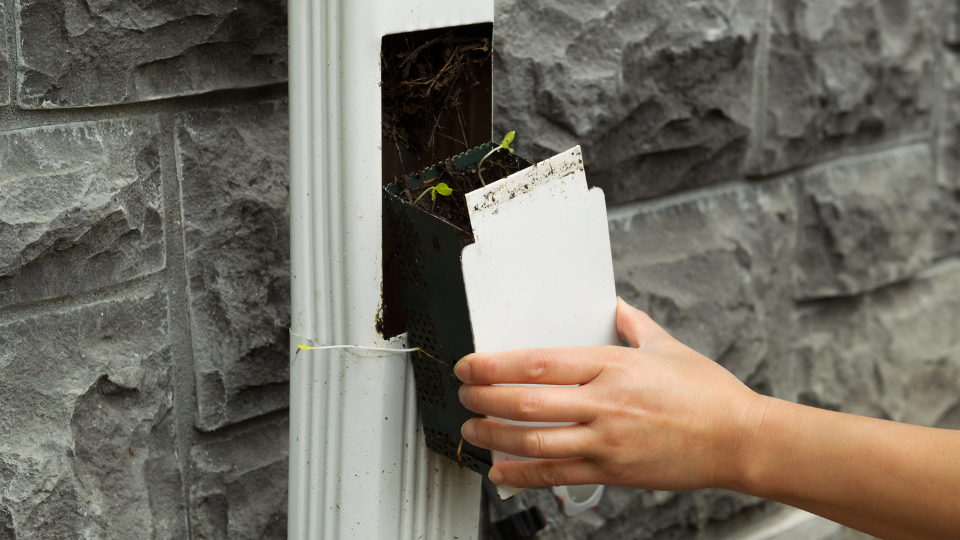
top-left (379, 22), bottom-right (494, 339)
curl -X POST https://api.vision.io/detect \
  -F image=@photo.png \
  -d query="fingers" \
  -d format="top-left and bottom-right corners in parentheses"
top-left (455, 346), bottom-right (611, 385)
top-left (616, 297), bottom-right (665, 350)
top-left (488, 457), bottom-right (601, 488)
top-left (462, 418), bottom-right (594, 459)
top-left (459, 384), bottom-right (596, 423)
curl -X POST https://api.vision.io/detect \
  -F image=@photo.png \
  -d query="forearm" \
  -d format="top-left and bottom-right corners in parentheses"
top-left (732, 396), bottom-right (960, 540)
top-left (456, 300), bottom-right (960, 538)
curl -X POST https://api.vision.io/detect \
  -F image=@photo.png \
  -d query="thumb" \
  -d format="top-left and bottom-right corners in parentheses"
top-left (616, 297), bottom-right (663, 349)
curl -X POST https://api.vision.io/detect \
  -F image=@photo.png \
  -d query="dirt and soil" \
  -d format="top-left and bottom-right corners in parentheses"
top-left (382, 25), bottom-right (531, 235)
top-left (395, 152), bottom-right (529, 235)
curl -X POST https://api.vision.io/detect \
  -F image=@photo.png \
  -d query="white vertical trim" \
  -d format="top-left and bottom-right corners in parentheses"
top-left (288, 1), bottom-right (493, 538)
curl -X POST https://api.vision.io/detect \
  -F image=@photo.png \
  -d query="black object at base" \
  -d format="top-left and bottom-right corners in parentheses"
top-left (490, 507), bottom-right (547, 540)
top-left (383, 143), bottom-right (533, 475)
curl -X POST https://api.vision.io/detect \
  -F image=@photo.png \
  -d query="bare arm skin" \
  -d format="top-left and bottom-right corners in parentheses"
top-left (455, 298), bottom-right (960, 540)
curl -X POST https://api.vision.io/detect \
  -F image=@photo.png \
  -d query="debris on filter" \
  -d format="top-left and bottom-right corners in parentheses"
top-left (381, 28), bottom-right (489, 176)
top-left (382, 29), bottom-right (533, 235)
top-left (395, 152), bottom-right (528, 236)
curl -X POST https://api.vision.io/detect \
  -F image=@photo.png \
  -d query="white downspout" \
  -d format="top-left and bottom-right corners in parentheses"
top-left (287, 2), bottom-right (494, 539)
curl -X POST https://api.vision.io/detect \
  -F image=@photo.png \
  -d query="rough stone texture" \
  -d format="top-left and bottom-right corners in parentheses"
top-left (4, 0), bottom-right (960, 539)
top-left (609, 181), bottom-right (797, 385)
top-left (175, 102), bottom-right (290, 430)
top-left (0, 9), bottom-right (9, 107)
top-left (493, 0), bottom-right (764, 204)
top-left (946, 0), bottom-right (960, 46)
top-left (935, 146), bottom-right (960, 260)
top-left (0, 118), bottom-right (165, 309)
top-left (487, 480), bottom-right (772, 540)
top-left (0, 293), bottom-right (186, 539)
top-left (189, 418), bottom-right (288, 540)
top-left (716, 509), bottom-right (878, 540)
top-left (936, 50), bottom-right (960, 258)
top-left (758, 0), bottom-right (938, 174)
top-left (16, 0), bottom-right (287, 109)
top-left (793, 145), bottom-right (934, 300)
top-left (788, 259), bottom-right (960, 425)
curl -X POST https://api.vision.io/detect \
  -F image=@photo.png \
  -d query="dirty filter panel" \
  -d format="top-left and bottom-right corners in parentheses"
top-left (384, 142), bottom-right (534, 475)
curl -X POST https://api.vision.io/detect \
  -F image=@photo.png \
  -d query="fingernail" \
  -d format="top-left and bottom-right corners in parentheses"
top-left (461, 420), bottom-right (476, 442)
top-left (454, 359), bottom-right (471, 382)
top-left (488, 467), bottom-right (504, 484)
top-left (458, 384), bottom-right (468, 405)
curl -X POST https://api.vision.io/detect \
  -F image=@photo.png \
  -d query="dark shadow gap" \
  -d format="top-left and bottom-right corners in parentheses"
top-left (379, 22), bottom-right (493, 339)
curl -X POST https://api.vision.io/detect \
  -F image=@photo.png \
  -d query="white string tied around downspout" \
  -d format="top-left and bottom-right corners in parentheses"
top-left (289, 329), bottom-right (451, 367)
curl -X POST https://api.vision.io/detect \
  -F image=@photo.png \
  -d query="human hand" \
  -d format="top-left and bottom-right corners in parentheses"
top-left (455, 298), bottom-right (765, 491)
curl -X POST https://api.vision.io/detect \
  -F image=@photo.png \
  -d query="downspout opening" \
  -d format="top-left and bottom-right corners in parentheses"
top-left (379, 22), bottom-right (494, 339)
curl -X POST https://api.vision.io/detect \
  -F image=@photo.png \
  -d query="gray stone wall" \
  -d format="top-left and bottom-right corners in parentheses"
top-left (491, 0), bottom-right (960, 538)
top-left (0, 1), bottom-right (289, 539)
top-left (1, 1), bottom-right (958, 539)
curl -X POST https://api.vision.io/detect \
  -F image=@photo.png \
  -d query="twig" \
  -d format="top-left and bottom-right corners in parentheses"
top-left (455, 99), bottom-right (469, 149)
top-left (399, 31), bottom-right (454, 68)
top-left (416, 349), bottom-right (450, 368)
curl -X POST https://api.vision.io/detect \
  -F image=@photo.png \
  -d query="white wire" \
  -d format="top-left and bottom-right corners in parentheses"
top-left (296, 344), bottom-right (421, 353)
top-left (288, 329), bottom-right (420, 356)
top-left (287, 330), bottom-right (454, 371)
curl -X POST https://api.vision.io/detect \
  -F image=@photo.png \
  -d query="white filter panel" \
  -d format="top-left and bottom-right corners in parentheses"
top-left (461, 146), bottom-right (620, 500)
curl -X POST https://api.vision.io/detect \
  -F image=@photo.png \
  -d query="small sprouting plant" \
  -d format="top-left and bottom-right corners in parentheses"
top-left (413, 181), bottom-right (453, 206)
top-left (476, 131), bottom-right (515, 186)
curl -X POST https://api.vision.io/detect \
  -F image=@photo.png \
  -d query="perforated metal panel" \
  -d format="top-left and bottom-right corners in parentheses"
top-left (383, 143), bottom-right (533, 475)
top-left (405, 309), bottom-right (446, 409)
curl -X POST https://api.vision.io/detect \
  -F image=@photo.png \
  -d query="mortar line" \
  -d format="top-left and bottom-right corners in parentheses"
top-left (0, 271), bottom-right (166, 324)
top-left (10, 0), bottom-right (20, 112)
top-left (745, 0), bottom-right (773, 175)
top-left (0, 83), bottom-right (287, 133)
top-left (2, 0), bottom-right (14, 119)
top-left (917, 255), bottom-right (960, 278)
top-left (159, 112), bottom-right (200, 540)
top-left (191, 406), bottom-right (291, 443)
top-left (933, 0), bottom-right (950, 191)
top-left (606, 131), bottom-right (936, 225)
top-left (792, 254), bottom-right (960, 308)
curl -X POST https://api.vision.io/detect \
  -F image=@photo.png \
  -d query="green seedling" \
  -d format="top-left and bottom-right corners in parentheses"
top-left (413, 182), bottom-right (453, 206)
top-left (476, 131), bottom-right (515, 186)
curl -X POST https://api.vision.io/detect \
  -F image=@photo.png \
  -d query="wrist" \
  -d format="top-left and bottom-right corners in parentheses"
top-left (718, 391), bottom-right (776, 495)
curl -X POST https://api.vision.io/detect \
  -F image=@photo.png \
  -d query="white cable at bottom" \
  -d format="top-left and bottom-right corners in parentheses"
top-left (289, 329), bottom-right (419, 358)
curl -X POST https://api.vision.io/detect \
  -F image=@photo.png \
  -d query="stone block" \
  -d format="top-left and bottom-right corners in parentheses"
top-left (935, 137), bottom-right (960, 258)
top-left (758, 0), bottom-right (938, 174)
top-left (175, 101), bottom-right (290, 430)
top-left (716, 508), bottom-right (878, 540)
top-left (947, 0), bottom-right (960, 46)
top-left (0, 293), bottom-right (186, 539)
top-left (608, 180), bottom-right (797, 384)
top-left (0, 118), bottom-right (164, 309)
top-left (494, 486), bottom-right (769, 540)
top-left (789, 259), bottom-right (960, 425)
top-left (945, 50), bottom-right (960, 129)
top-left (16, 0), bottom-right (287, 108)
top-left (936, 52), bottom-right (960, 258)
top-left (0, 9), bottom-right (9, 107)
top-left (793, 145), bottom-right (933, 300)
top-left (190, 417), bottom-right (288, 540)
top-left (493, 0), bottom-right (764, 204)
